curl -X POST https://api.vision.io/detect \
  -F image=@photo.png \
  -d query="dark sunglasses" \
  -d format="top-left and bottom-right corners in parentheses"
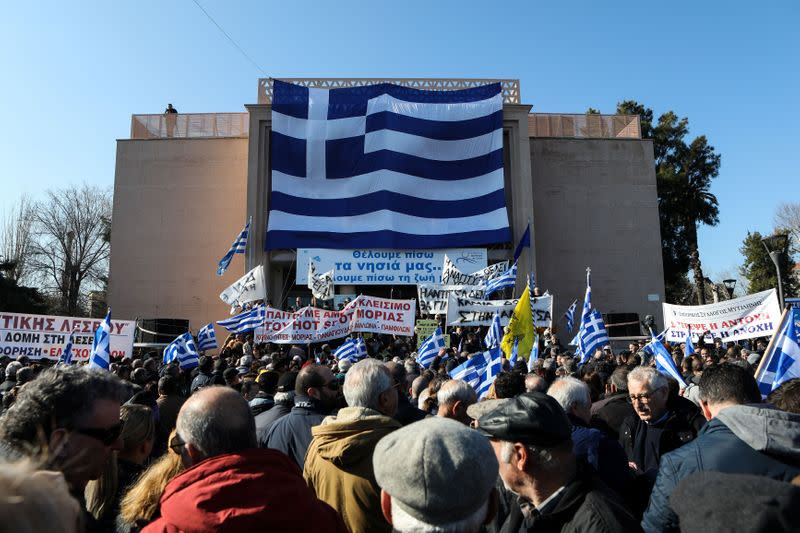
top-left (74, 419), bottom-right (124, 446)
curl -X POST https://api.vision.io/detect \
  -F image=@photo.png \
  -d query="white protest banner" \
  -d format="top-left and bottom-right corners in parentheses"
top-left (441, 255), bottom-right (508, 286)
top-left (662, 289), bottom-right (782, 343)
top-left (308, 261), bottom-right (334, 300)
top-left (296, 248), bottom-right (487, 285)
top-left (219, 265), bottom-right (266, 313)
top-left (0, 312), bottom-right (135, 361)
top-left (255, 295), bottom-right (416, 344)
top-left (446, 293), bottom-right (554, 328)
top-left (417, 284), bottom-right (485, 315)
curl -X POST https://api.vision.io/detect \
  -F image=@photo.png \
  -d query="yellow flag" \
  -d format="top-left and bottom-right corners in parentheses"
top-left (501, 285), bottom-right (536, 360)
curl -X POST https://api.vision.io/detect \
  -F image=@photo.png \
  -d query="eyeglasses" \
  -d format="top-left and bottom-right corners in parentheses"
top-left (629, 388), bottom-right (664, 404)
top-left (74, 419), bottom-right (124, 446)
top-left (169, 434), bottom-right (185, 454)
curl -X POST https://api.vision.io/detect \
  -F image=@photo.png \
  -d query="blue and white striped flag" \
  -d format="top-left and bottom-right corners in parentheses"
top-left (755, 307), bottom-right (800, 397)
top-left (417, 327), bottom-right (446, 368)
top-left (335, 337), bottom-right (368, 362)
top-left (643, 337), bottom-right (687, 388)
top-left (59, 330), bottom-right (76, 366)
top-left (217, 219), bottom-right (251, 276)
top-left (197, 323), bottom-right (218, 351)
top-left (217, 304), bottom-right (265, 333)
top-left (484, 311), bottom-right (503, 349)
top-left (578, 309), bottom-right (610, 364)
top-left (684, 325), bottom-right (695, 357)
top-left (266, 81), bottom-right (510, 250)
top-left (449, 348), bottom-right (496, 388)
top-left (508, 336), bottom-right (519, 367)
top-left (476, 348), bottom-right (503, 399)
top-left (163, 332), bottom-right (200, 369)
top-left (528, 331), bottom-right (539, 372)
top-left (564, 299), bottom-right (578, 333)
top-left (88, 309), bottom-right (112, 370)
top-left (484, 262), bottom-right (518, 298)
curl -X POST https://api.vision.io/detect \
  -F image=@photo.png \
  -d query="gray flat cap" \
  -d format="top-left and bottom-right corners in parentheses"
top-left (373, 417), bottom-right (498, 526)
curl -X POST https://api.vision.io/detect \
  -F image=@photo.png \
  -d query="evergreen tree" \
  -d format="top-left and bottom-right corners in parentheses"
top-left (740, 231), bottom-right (798, 297)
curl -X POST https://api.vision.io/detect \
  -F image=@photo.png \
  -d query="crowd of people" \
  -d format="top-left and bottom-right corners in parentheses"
top-left (0, 326), bottom-right (799, 532)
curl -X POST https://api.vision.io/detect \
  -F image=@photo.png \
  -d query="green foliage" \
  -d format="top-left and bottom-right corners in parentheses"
top-left (586, 107), bottom-right (600, 115)
top-left (617, 100), bottom-right (721, 303)
top-left (740, 231), bottom-right (798, 297)
top-left (0, 260), bottom-right (48, 314)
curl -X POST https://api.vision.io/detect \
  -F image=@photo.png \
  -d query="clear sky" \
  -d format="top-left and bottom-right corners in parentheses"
top-left (1, 0), bottom-right (797, 285)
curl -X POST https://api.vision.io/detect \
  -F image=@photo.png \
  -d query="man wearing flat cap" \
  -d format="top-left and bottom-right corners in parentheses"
top-left (478, 392), bottom-right (640, 532)
top-left (373, 417), bottom-right (498, 532)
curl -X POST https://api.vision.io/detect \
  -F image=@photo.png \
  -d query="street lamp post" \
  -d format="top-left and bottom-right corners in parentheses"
top-left (722, 279), bottom-right (737, 299)
top-left (762, 233), bottom-right (789, 310)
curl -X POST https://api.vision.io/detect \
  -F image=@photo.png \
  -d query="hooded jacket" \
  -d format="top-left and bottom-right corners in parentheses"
top-left (303, 406), bottom-right (401, 533)
top-left (642, 405), bottom-right (800, 532)
top-left (142, 448), bottom-right (346, 533)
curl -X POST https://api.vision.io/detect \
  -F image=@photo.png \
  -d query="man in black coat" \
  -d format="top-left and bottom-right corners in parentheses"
top-left (479, 392), bottom-right (640, 533)
top-left (591, 366), bottom-right (636, 439)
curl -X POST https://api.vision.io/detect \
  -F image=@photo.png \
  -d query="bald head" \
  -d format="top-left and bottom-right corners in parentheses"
top-left (177, 386), bottom-right (256, 463)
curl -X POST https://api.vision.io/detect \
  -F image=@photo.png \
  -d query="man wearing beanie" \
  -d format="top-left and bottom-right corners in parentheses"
top-left (478, 392), bottom-right (640, 532)
top-left (373, 417), bottom-right (498, 532)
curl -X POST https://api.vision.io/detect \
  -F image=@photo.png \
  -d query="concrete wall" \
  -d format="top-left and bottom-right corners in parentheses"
top-left (530, 138), bottom-right (666, 331)
top-left (108, 138), bottom-right (249, 336)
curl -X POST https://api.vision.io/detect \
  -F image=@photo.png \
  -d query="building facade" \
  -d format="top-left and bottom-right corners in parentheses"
top-left (109, 78), bottom-right (665, 340)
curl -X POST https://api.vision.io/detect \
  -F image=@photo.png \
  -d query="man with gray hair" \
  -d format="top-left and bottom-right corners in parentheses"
top-left (479, 392), bottom-right (638, 532)
top-left (0, 360), bottom-right (22, 395)
top-left (144, 386), bottom-right (346, 532)
top-left (304, 359), bottom-right (402, 533)
top-left (436, 379), bottom-right (477, 424)
top-left (547, 377), bottom-right (630, 496)
top-left (524, 373), bottom-right (547, 393)
top-left (619, 366), bottom-right (704, 477)
top-left (373, 417), bottom-right (498, 532)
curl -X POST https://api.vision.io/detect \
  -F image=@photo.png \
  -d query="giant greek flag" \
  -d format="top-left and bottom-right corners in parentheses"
top-left (267, 80), bottom-right (510, 249)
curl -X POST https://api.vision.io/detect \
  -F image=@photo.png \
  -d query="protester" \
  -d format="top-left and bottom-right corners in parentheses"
top-left (642, 363), bottom-right (800, 532)
top-left (435, 378), bottom-right (477, 424)
top-left (590, 366), bottom-right (636, 439)
top-left (0, 360), bottom-right (22, 394)
top-left (255, 371), bottom-right (297, 446)
top-left (0, 366), bottom-right (129, 531)
top-left (768, 377), bottom-right (800, 414)
top-left (478, 392), bottom-right (640, 532)
top-left (384, 361), bottom-right (427, 425)
top-left (373, 417), bottom-right (498, 532)
top-left (524, 372), bottom-right (548, 393)
top-left (0, 459), bottom-right (82, 533)
top-left (142, 386), bottom-right (345, 532)
top-left (304, 359), bottom-right (402, 533)
top-left (189, 356), bottom-right (215, 393)
top-left (265, 364), bottom-right (341, 468)
top-left (155, 375), bottom-right (183, 453)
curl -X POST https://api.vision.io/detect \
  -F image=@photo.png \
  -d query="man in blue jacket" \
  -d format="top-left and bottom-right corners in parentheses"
top-left (642, 363), bottom-right (800, 532)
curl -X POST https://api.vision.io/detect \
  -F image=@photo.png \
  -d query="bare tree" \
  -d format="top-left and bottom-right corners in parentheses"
top-left (774, 202), bottom-right (800, 255)
top-left (0, 195), bottom-right (34, 284)
top-left (28, 184), bottom-right (112, 316)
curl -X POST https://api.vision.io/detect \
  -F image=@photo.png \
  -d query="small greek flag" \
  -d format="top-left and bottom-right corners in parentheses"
top-left (449, 348), bottom-right (495, 388)
top-left (60, 330), bottom-right (76, 365)
top-left (484, 261), bottom-right (518, 298)
top-left (217, 218), bottom-right (251, 276)
top-left (564, 299), bottom-right (578, 333)
top-left (643, 337), bottom-right (687, 388)
top-left (509, 336), bottom-right (519, 367)
top-left (88, 309), bottom-right (112, 370)
top-left (217, 304), bottom-right (265, 333)
top-left (475, 348), bottom-right (503, 399)
top-left (685, 325), bottom-right (695, 357)
top-left (484, 311), bottom-right (503, 349)
top-left (164, 332), bottom-right (200, 369)
top-left (755, 307), bottom-right (800, 397)
top-left (417, 327), bottom-right (446, 369)
top-left (335, 338), bottom-right (368, 362)
top-left (197, 323), bottom-right (218, 351)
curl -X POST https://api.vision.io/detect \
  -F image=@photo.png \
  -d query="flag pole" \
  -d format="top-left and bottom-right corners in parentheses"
top-left (527, 217), bottom-right (533, 284)
top-left (754, 306), bottom-right (790, 379)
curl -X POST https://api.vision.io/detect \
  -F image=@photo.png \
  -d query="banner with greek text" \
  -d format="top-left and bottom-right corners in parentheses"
top-left (0, 312), bottom-right (135, 361)
top-left (441, 255), bottom-right (508, 286)
top-left (255, 295), bottom-right (416, 344)
top-left (415, 318), bottom-right (451, 349)
top-left (296, 249), bottom-right (487, 285)
top-left (219, 265), bottom-right (266, 313)
top-left (417, 284), bottom-right (485, 315)
top-left (308, 261), bottom-right (334, 300)
top-left (662, 289), bottom-right (782, 343)
top-left (446, 294), bottom-right (553, 328)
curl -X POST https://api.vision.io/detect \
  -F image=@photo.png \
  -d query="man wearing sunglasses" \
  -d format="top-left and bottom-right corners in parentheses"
top-left (264, 364), bottom-right (342, 468)
top-left (0, 366), bottom-right (129, 530)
